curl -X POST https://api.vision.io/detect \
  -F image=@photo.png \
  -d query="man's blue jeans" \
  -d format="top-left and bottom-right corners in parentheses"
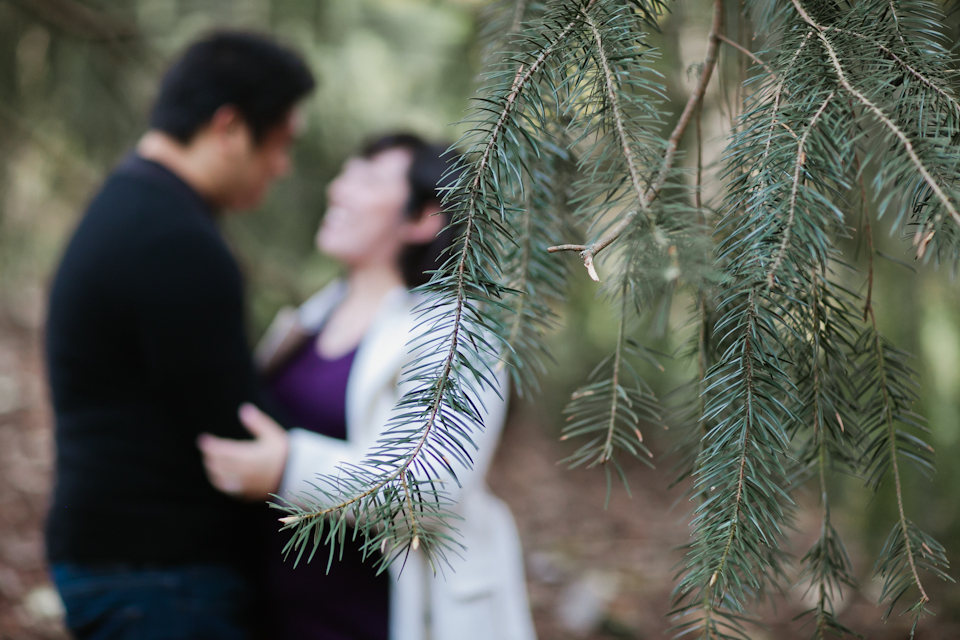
top-left (51, 563), bottom-right (255, 640)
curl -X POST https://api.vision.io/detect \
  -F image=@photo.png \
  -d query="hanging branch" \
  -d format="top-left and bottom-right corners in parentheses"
top-left (499, 146), bottom-right (573, 396)
top-left (859, 304), bottom-right (941, 625)
top-left (271, 0), bottom-right (960, 635)
top-left (856, 223), bottom-right (951, 631)
top-left (791, 272), bottom-right (862, 639)
top-left (561, 283), bottom-right (657, 500)
top-left (548, 0), bottom-right (723, 277)
top-left (716, 34), bottom-right (777, 78)
top-left (277, 1), bottom-right (605, 566)
top-left (765, 91), bottom-right (835, 286)
top-left (790, 0), bottom-right (960, 229)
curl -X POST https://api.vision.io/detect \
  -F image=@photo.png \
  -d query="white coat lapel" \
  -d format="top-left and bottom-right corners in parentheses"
top-left (297, 280), bottom-right (347, 333)
top-left (345, 287), bottom-right (416, 442)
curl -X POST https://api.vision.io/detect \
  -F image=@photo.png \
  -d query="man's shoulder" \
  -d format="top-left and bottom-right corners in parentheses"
top-left (78, 167), bottom-right (220, 251)
top-left (54, 173), bottom-right (231, 298)
top-left (91, 163), bottom-right (205, 220)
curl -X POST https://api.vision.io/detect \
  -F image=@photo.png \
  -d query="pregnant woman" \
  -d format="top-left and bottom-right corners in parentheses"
top-left (198, 133), bottom-right (537, 640)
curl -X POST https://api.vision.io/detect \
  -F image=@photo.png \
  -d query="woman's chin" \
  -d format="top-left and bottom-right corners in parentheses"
top-left (318, 244), bottom-right (361, 268)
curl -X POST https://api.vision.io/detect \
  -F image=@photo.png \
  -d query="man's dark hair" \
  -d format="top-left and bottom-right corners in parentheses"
top-left (150, 31), bottom-right (315, 144)
top-left (360, 133), bottom-right (463, 289)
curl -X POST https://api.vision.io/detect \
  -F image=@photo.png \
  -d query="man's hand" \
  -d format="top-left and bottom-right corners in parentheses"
top-left (198, 403), bottom-right (289, 501)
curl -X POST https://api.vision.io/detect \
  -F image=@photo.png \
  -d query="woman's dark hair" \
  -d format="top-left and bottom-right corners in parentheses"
top-left (360, 133), bottom-right (463, 289)
top-left (150, 31), bottom-right (315, 144)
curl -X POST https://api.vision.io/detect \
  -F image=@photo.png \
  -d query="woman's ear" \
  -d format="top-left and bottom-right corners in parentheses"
top-left (402, 203), bottom-right (445, 244)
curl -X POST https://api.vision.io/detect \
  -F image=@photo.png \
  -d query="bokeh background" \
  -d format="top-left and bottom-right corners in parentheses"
top-left (2, 0), bottom-right (960, 638)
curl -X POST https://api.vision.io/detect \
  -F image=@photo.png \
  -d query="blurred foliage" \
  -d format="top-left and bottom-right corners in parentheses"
top-left (0, 0), bottom-right (483, 332)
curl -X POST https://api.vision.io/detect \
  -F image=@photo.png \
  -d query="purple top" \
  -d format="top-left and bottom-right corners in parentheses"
top-left (262, 337), bottom-right (389, 640)
top-left (269, 339), bottom-right (355, 441)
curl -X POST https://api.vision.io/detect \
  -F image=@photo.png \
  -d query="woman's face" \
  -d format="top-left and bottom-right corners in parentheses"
top-left (317, 148), bottom-right (413, 269)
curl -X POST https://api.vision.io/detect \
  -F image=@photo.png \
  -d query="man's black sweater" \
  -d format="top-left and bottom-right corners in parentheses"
top-left (46, 155), bottom-right (261, 567)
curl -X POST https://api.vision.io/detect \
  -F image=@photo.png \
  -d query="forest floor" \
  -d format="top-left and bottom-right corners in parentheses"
top-left (1, 305), bottom-right (959, 640)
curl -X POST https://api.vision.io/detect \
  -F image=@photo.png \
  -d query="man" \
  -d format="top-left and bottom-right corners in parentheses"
top-left (45, 32), bottom-right (314, 639)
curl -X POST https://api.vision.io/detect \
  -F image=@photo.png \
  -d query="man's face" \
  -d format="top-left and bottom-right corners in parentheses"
top-left (217, 109), bottom-right (299, 211)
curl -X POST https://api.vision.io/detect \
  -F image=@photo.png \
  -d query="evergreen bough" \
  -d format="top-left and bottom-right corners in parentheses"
top-left (281, 0), bottom-right (957, 635)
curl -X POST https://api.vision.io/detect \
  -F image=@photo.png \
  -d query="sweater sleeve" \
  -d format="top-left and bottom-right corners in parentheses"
top-left (281, 428), bottom-right (368, 500)
top-left (134, 227), bottom-right (259, 441)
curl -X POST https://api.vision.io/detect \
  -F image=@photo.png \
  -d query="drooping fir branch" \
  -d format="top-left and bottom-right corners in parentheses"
top-left (855, 215), bottom-right (951, 632)
top-left (272, 0), bottom-right (960, 631)
top-left (670, 289), bottom-right (795, 640)
top-left (790, 272), bottom-right (862, 639)
top-left (275, 1), bottom-right (606, 568)
top-left (547, 9), bottom-right (653, 282)
top-left (499, 145), bottom-right (575, 397)
top-left (857, 303), bottom-right (950, 632)
top-left (791, 0), bottom-right (960, 231)
top-left (716, 34), bottom-right (775, 78)
top-left (673, 8), bottom-right (856, 628)
top-left (547, 1), bottom-right (720, 490)
top-left (548, 0), bottom-right (722, 278)
top-left (787, 155), bottom-right (871, 640)
top-left (764, 90), bottom-right (835, 286)
top-left (489, 0), bottom-right (665, 397)
top-left (830, 29), bottom-right (960, 115)
top-left (561, 278), bottom-right (658, 501)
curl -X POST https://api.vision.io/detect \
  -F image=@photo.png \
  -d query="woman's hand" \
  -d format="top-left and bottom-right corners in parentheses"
top-left (198, 403), bottom-right (289, 501)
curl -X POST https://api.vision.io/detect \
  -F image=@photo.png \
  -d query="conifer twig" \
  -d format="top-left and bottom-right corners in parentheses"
top-left (829, 28), bottom-right (960, 117)
top-left (766, 91), bottom-right (835, 286)
top-left (860, 214), bottom-right (931, 607)
top-left (865, 306), bottom-right (930, 605)
top-left (548, 0), bottom-right (724, 278)
top-left (716, 34), bottom-right (776, 79)
top-left (710, 290), bottom-right (758, 591)
top-left (791, 0), bottom-right (960, 228)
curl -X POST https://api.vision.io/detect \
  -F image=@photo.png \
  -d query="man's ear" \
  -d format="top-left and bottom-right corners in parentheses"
top-left (402, 204), bottom-right (445, 244)
top-left (208, 105), bottom-right (247, 140)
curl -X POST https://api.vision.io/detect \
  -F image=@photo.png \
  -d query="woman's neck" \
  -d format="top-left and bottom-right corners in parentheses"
top-left (316, 264), bottom-right (404, 358)
top-left (344, 263), bottom-right (405, 305)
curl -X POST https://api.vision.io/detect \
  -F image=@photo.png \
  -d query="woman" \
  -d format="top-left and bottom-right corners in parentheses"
top-left (198, 134), bottom-right (537, 640)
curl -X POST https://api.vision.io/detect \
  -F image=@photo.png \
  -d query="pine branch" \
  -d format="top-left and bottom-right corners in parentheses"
top-left (765, 91), bottom-right (836, 287)
top-left (790, 0), bottom-right (960, 230)
top-left (277, 1), bottom-right (608, 567)
top-left (862, 304), bottom-right (933, 617)
top-left (561, 285), bottom-right (657, 501)
top-left (830, 28), bottom-right (960, 117)
top-left (791, 273), bottom-right (862, 639)
top-left (499, 147), bottom-right (573, 396)
top-left (854, 199), bottom-right (951, 630)
top-left (548, 0), bottom-right (723, 276)
top-left (716, 35), bottom-right (776, 79)
top-left (274, 0), bottom-right (959, 629)
top-left (585, 10), bottom-right (651, 217)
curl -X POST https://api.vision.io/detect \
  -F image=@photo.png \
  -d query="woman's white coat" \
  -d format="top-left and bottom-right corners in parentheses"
top-left (260, 281), bottom-right (537, 640)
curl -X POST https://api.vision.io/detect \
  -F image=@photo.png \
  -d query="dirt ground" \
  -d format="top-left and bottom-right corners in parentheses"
top-left (1, 305), bottom-right (959, 640)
